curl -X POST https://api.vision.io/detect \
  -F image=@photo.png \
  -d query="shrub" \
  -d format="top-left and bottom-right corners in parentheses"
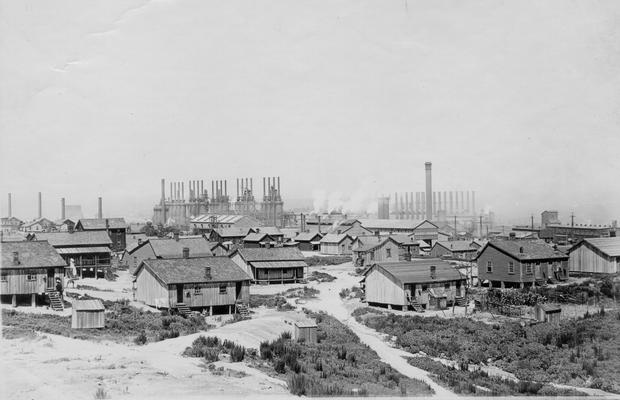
top-left (204, 348), bottom-right (220, 363)
top-left (94, 388), bottom-right (108, 399)
top-left (230, 344), bottom-right (246, 362)
top-left (260, 341), bottom-right (273, 360)
top-left (339, 288), bottom-right (351, 299)
top-left (134, 331), bottom-right (147, 345)
top-left (274, 359), bottom-right (286, 374)
top-left (288, 373), bottom-right (307, 396)
top-left (281, 331), bottom-right (292, 340)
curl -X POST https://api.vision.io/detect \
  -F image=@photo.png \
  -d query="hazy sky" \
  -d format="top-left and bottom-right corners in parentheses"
top-left (1, 0), bottom-right (619, 223)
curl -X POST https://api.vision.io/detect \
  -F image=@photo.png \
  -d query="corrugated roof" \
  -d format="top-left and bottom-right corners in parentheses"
top-left (373, 259), bottom-right (463, 284)
top-left (1, 241), bottom-right (67, 269)
top-left (236, 247), bottom-right (305, 262)
top-left (73, 299), bottom-right (104, 311)
top-left (149, 237), bottom-right (213, 258)
top-left (141, 257), bottom-right (251, 284)
top-left (56, 246), bottom-right (111, 254)
top-left (191, 214), bottom-right (259, 224)
top-left (578, 237), bottom-right (620, 257)
top-left (77, 218), bottom-right (127, 230)
top-left (319, 233), bottom-right (351, 244)
top-left (34, 231), bottom-right (112, 247)
top-left (488, 240), bottom-right (568, 261)
top-left (295, 232), bottom-right (323, 242)
top-left (434, 240), bottom-right (477, 252)
top-left (252, 261), bottom-right (308, 269)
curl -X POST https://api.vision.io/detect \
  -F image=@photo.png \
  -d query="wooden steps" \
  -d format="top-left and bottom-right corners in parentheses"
top-left (47, 291), bottom-right (64, 312)
top-left (176, 303), bottom-right (191, 316)
top-left (408, 298), bottom-right (425, 313)
top-left (455, 296), bottom-right (468, 307)
top-left (236, 303), bottom-right (250, 318)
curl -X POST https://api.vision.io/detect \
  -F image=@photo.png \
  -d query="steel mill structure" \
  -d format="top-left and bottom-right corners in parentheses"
top-left (152, 177), bottom-right (285, 227)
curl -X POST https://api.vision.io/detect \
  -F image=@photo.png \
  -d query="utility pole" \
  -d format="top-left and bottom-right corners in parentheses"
top-left (571, 212), bottom-right (575, 243)
top-left (479, 215), bottom-right (483, 239)
top-left (531, 214), bottom-right (534, 232)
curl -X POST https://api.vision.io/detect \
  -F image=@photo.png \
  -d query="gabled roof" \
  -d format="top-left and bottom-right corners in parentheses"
top-left (319, 233), bottom-right (352, 244)
top-left (34, 231), bottom-right (112, 247)
top-left (73, 299), bottom-right (104, 311)
top-left (244, 232), bottom-right (274, 242)
top-left (1, 216), bottom-right (24, 225)
top-left (214, 227), bottom-right (257, 238)
top-left (389, 234), bottom-right (420, 247)
top-left (191, 214), bottom-right (260, 225)
top-left (480, 240), bottom-right (568, 261)
top-left (353, 237), bottom-right (400, 253)
top-left (295, 232), bottom-right (323, 242)
top-left (149, 237), bottom-right (213, 258)
top-left (22, 217), bottom-right (55, 228)
top-left (256, 227), bottom-right (283, 236)
top-left (1, 241), bottom-right (67, 269)
top-left (356, 218), bottom-right (439, 231)
top-left (137, 257), bottom-right (251, 285)
top-left (233, 247), bottom-right (305, 262)
top-left (76, 218), bottom-right (127, 230)
top-left (366, 259), bottom-right (463, 285)
top-left (569, 237), bottom-right (620, 258)
top-left (433, 240), bottom-right (477, 253)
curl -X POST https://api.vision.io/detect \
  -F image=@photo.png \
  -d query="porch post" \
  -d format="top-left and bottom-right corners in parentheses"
top-left (229, 305), bottom-right (232, 314)
top-left (209, 306), bottom-right (213, 316)
top-left (12, 294), bottom-right (16, 307)
top-left (31, 293), bottom-right (36, 307)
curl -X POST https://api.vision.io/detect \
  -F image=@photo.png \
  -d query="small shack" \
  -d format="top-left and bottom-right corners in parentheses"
top-left (294, 320), bottom-right (317, 344)
top-left (72, 299), bottom-right (105, 329)
top-left (535, 304), bottom-right (562, 323)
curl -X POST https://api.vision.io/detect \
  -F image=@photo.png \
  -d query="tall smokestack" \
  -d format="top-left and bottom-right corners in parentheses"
top-left (250, 177), bottom-right (253, 193)
top-left (425, 162), bottom-right (432, 220)
top-left (181, 182), bottom-right (185, 201)
top-left (161, 179), bottom-right (166, 205)
top-left (224, 180), bottom-right (227, 197)
top-left (263, 177), bottom-right (266, 199)
top-left (97, 197), bottom-right (103, 219)
top-left (432, 192), bottom-right (437, 217)
top-left (277, 177), bottom-right (280, 198)
top-left (7, 193), bottom-right (11, 218)
top-left (61, 198), bottom-right (65, 220)
top-left (472, 191), bottom-right (476, 215)
top-left (466, 191), bottom-right (470, 213)
top-left (38, 192), bottom-right (42, 219)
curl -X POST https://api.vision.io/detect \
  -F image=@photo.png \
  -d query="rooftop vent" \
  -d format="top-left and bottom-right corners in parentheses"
top-left (183, 247), bottom-right (190, 259)
top-left (137, 238), bottom-right (143, 245)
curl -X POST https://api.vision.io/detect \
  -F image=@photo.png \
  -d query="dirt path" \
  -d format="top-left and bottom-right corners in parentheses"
top-left (301, 264), bottom-right (456, 398)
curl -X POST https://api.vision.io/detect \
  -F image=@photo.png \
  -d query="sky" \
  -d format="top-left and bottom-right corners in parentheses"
top-left (1, 0), bottom-right (619, 224)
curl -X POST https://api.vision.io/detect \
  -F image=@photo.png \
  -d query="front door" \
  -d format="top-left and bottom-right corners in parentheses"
top-left (235, 281), bottom-right (242, 300)
top-left (177, 284), bottom-right (184, 303)
top-left (47, 268), bottom-right (55, 290)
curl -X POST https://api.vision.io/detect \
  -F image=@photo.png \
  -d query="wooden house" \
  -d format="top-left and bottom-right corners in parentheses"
top-left (134, 256), bottom-right (251, 313)
top-left (243, 232), bottom-right (276, 248)
top-left (208, 241), bottom-right (229, 256)
top-left (230, 247), bottom-right (308, 284)
top-left (21, 217), bottom-right (56, 233)
top-left (1, 216), bottom-right (24, 233)
top-left (72, 299), bottom-right (105, 329)
top-left (256, 227), bottom-right (285, 243)
top-left (319, 233), bottom-right (354, 255)
top-left (330, 219), bottom-right (373, 236)
top-left (430, 240), bottom-right (478, 260)
top-left (535, 304), bottom-right (562, 323)
top-left (294, 320), bottom-right (317, 344)
top-left (1, 241), bottom-right (67, 307)
top-left (567, 237), bottom-right (620, 275)
top-left (209, 227), bottom-right (257, 247)
top-left (476, 240), bottom-right (569, 288)
top-left (75, 218), bottom-right (127, 252)
top-left (389, 234), bottom-right (420, 260)
top-left (352, 237), bottom-right (401, 267)
top-left (294, 232), bottom-right (323, 251)
top-left (126, 236), bottom-right (214, 272)
top-left (34, 231), bottom-right (112, 279)
top-left (361, 259), bottom-right (466, 311)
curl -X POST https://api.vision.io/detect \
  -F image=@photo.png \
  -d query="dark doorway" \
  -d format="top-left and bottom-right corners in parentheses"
top-left (235, 282), bottom-right (242, 299)
top-left (177, 284), bottom-right (184, 303)
top-left (47, 268), bottom-right (55, 290)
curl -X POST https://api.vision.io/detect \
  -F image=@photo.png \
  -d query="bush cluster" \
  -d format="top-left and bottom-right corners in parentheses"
top-left (182, 335), bottom-right (247, 363)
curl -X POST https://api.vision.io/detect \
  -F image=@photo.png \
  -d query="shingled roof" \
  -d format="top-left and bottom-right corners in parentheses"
top-left (484, 240), bottom-right (568, 261)
top-left (1, 241), bottom-right (67, 269)
top-left (138, 257), bottom-right (251, 284)
top-left (77, 218), bottom-right (127, 230)
top-left (234, 247), bottom-right (305, 262)
top-left (243, 232), bottom-right (274, 242)
top-left (295, 232), bottom-right (323, 242)
top-left (319, 233), bottom-right (352, 244)
top-left (34, 231), bottom-right (112, 247)
top-left (433, 240), bottom-right (477, 252)
top-left (149, 237), bottom-right (213, 258)
top-left (366, 259), bottom-right (463, 285)
top-left (215, 227), bottom-right (257, 238)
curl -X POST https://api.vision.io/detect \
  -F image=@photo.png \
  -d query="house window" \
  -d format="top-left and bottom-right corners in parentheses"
top-left (526, 263), bottom-right (533, 274)
top-left (508, 261), bottom-right (514, 274)
top-left (194, 286), bottom-right (202, 295)
top-left (386, 248), bottom-right (392, 258)
top-left (486, 261), bottom-right (493, 273)
top-left (444, 282), bottom-right (451, 289)
top-left (27, 273), bottom-right (37, 281)
top-left (1, 272), bottom-right (7, 282)
top-left (219, 284), bottom-right (227, 294)
top-left (370, 252), bottom-right (375, 261)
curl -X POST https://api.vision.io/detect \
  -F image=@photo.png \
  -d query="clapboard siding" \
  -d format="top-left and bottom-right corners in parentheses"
top-left (169, 281), bottom-right (249, 308)
top-left (72, 310), bottom-right (105, 329)
top-left (135, 267), bottom-right (169, 308)
top-left (0, 268), bottom-right (63, 295)
top-left (569, 244), bottom-right (620, 274)
top-left (365, 268), bottom-right (405, 306)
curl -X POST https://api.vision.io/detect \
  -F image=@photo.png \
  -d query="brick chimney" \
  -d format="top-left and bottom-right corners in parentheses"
top-left (183, 247), bottom-right (190, 259)
top-left (174, 231), bottom-right (180, 241)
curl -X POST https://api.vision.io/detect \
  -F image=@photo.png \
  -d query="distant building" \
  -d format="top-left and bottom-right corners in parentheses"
top-left (319, 233), bottom-right (354, 255)
top-left (567, 237), bottom-right (620, 275)
top-left (293, 232), bottom-right (323, 252)
top-left (429, 240), bottom-right (478, 260)
top-left (125, 235), bottom-right (214, 272)
top-left (135, 256), bottom-right (251, 313)
top-left (21, 217), bottom-right (56, 233)
top-left (352, 237), bottom-right (401, 267)
top-left (540, 224), bottom-right (612, 245)
top-left (190, 214), bottom-right (261, 233)
top-left (329, 220), bottom-right (373, 236)
top-left (208, 227), bottom-right (257, 247)
top-left (243, 232), bottom-right (276, 248)
top-left (361, 259), bottom-right (466, 311)
top-left (541, 211), bottom-right (560, 229)
top-left (230, 247), bottom-right (307, 284)
top-left (1, 216), bottom-right (23, 233)
top-left (476, 240), bottom-right (569, 288)
top-left (75, 218), bottom-right (128, 252)
top-left (1, 241), bottom-right (67, 307)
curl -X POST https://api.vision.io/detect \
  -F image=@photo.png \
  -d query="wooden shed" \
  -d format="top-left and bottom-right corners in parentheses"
top-left (72, 299), bottom-right (105, 329)
top-left (294, 320), bottom-right (317, 344)
top-left (535, 304), bottom-right (562, 323)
